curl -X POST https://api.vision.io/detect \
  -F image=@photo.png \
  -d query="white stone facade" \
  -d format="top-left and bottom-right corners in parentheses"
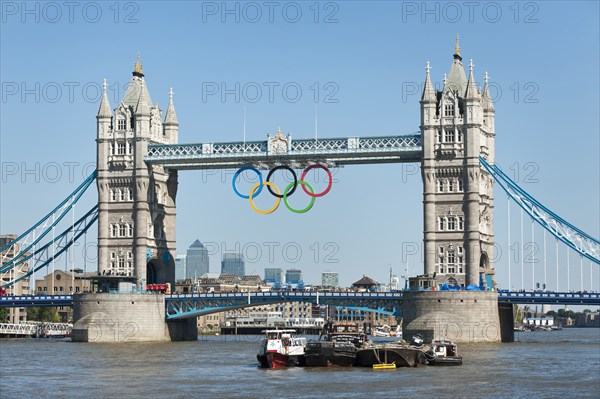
top-left (420, 40), bottom-right (496, 288)
top-left (96, 57), bottom-right (179, 288)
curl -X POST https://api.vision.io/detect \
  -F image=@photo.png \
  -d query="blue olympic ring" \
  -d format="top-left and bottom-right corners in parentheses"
top-left (232, 166), bottom-right (263, 199)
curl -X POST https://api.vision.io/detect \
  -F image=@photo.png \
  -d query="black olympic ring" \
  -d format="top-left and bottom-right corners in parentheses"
top-left (266, 165), bottom-right (297, 198)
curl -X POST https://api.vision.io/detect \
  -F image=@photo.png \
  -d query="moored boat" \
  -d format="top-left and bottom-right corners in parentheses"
top-left (425, 340), bottom-right (463, 366)
top-left (257, 329), bottom-right (307, 368)
top-left (356, 335), bottom-right (429, 368)
top-left (304, 322), bottom-right (370, 367)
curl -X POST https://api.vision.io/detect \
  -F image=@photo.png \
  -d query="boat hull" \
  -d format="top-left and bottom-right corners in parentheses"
top-left (257, 352), bottom-right (304, 368)
top-left (304, 343), bottom-right (357, 367)
top-left (427, 356), bottom-right (463, 366)
top-left (356, 346), bottom-right (427, 368)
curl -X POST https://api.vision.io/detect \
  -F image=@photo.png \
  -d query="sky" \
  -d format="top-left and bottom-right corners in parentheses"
top-left (1, 1), bottom-right (599, 290)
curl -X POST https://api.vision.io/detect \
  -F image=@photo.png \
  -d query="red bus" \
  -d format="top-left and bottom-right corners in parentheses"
top-left (146, 283), bottom-right (171, 294)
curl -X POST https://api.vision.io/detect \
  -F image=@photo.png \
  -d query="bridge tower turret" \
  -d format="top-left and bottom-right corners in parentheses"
top-left (420, 37), bottom-right (496, 289)
top-left (96, 55), bottom-right (178, 290)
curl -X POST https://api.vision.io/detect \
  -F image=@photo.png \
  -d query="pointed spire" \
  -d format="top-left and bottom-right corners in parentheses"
top-left (97, 78), bottom-right (112, 118)
top-left (465, 59), bottom-right (478, 99)
top-left (421, 61), bottom-right (436, 102)
top-left (133, 51), bottom-right (144, 77)
top-left (482, 72), bottom-right (495, 111)
top-left (135, 79), bottom-right (150, 116)
top-left (446, 35), bottom-right (467, 94)
top-left (164, 87), bottom-right (179, 125)
top-left (454, 33), bottom-right (462, 60)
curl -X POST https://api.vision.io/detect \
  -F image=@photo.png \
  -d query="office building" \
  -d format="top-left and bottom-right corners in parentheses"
top-left (186, 240), bottom-right (209, 279)
top-left (175, 254), bottom-right (186, 281)
top-left (264, 268), bottom-right (283, 283)
top-left (285, 269), bottom-right (303, 284)
top-left (321, 271), bottom-right (339, 287)
top-left (221, 253), bottom-right (245, 277)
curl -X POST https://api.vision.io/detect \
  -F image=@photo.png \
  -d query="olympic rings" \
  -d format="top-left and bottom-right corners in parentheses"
top-left (266, 165), bottom-right (297, 198)
top-left (232, 166), bottom-right (263, 199)
top-left (233, 164), bottom-right (332, 214)
top-left (283, 181), bottom-right (315, 214)
top-left (249, 182), bottom-right (281, 215)
top-left (300, 164), bottom-right (333, 197)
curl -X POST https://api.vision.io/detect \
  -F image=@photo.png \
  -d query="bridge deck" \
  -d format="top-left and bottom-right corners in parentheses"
top-left (144, 135), bottom-right (422, 169)
top-left (1, 291), bottom-right (598, 311)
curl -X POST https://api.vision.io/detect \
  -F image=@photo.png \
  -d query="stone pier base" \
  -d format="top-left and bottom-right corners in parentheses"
top-left (72, 293), bottom-right (197, 342)
top-left (498, 302), bottom-right (515, 342)
top-left (401, 291), bottom-right (500, 343)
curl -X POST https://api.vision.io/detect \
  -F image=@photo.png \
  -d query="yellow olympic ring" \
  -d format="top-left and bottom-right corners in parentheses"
top-left (249, 182), bottom-right (281, 215)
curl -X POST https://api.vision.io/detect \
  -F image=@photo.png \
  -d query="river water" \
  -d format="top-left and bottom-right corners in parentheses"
top-left (1, 328), bottom-right (598, 399)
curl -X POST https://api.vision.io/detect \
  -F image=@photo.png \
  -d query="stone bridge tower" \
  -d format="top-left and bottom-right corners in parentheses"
top-left (96, 55), bottom-right (179, 289)
top-left (420, 37), bottom-right (496, 289)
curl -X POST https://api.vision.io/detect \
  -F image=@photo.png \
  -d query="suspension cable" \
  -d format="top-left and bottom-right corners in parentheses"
top-left (590, 261), bottom-right (594, 292)
top-left (543, 229), bottom-right (547, 291)
top-left (508, 195), bottom-right (511, 290)
top-left (531, 218), bottom-right (535, 290)
top-left (71, 200), bottom-right (75, 294)
top-left (521, 208), bottom-right (524, 290)
top-left (52, 214), bottom-right (55, 295)
top-left (555, 239), bottom-right (559, 291)
top-left (567, 249), bottom-right (570, 292)
top-left (580, 256), bottom-right (583, 292)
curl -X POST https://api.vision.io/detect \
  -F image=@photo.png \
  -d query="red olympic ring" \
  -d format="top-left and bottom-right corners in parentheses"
top-left (300, 164), bottom-right (333, 197)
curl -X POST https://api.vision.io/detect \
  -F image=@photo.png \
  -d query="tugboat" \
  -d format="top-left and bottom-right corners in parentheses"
top-left (425, 340), bottom-right (463, 366)
top-left (257, 329), bottom-right (307, 368)
top-left (356, 335), bottom-right (429, 368)
top-left (304, 321), bottom-right (370, 367)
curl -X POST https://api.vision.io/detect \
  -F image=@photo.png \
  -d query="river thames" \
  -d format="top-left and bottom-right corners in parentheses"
top-left (1, 328), bottom-right (598, 398)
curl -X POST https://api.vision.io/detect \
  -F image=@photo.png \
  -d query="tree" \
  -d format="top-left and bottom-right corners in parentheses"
top-left (545, 310), bottom-right (557, 317)
top-left (0, 308), bottom-right (8, 323)
top-left (27, 307), bottom-right (61, 322)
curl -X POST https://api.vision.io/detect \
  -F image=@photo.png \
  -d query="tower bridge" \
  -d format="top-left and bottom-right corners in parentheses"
top-left (1, 39), bottom-right (598, 343)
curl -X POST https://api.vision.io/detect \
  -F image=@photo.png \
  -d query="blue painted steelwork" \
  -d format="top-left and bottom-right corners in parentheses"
top-left (165, 291), bottom-right (404, 319)
top-left (0, 206), bottom-right (99, 285)
top-left (0, 171), bottom-right (97, 272)
top-left (480, 157), bottom-right (600, 264)
top-left (1, 291), bottom-right (598, 310)
top-left (497, 290), bottom-right (600, 305)
top-left (0, 295), bottom-right (73, 307)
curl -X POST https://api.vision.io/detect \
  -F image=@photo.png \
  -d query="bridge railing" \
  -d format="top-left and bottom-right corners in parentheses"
top-left (165, 291), bottom-right (405, 300)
